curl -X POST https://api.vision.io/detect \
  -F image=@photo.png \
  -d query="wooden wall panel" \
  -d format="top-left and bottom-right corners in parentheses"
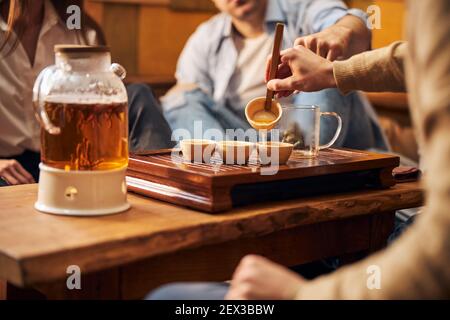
top-left (84, 0), bottom-right (104, 26)
top-left (86, 0), bottom-right (212, 80)
top-left (347, 0), bottom-right (406, 48)
top-left (170, 0), bottom-right (216, 12)
top-left (372, 0), bottom-right (406, 48)
top-left (137, 7), bottom-right (212, 77)
top-left (103, 3), bottom-right (139, 75)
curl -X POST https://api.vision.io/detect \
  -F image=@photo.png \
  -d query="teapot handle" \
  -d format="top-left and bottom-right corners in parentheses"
top-left (32, 65), bottom-right (61, 135)
top-left (110, 63), bottom-right (127, 80)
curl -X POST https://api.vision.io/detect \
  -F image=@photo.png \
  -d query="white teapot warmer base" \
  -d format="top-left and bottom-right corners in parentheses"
top-left (35, 163), bottom-right (130, 216)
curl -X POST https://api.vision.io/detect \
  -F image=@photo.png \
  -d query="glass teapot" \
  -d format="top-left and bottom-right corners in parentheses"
top-left (33, 45), bottom-right (128, 171)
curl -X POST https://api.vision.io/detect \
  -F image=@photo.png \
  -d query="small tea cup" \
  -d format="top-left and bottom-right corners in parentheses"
top-left (245, 97), bottom-right (283, 130)
top-left (180, 139), bottom-right (216, 163)
top-left (257, 141), bottom-right (294, 165)
top-left (216, 141), bottom-right (254, 165)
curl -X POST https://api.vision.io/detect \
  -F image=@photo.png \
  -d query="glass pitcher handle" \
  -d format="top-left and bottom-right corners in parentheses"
top-left (319, 111), bottom-right (342, 150)
top-left (32, 65), bottom-right (61, 135)
top-left (110, 63), bottom-right (127, 80)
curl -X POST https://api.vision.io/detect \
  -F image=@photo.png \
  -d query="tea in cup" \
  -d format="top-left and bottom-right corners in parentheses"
top-left (216, 141), bottom-right (254, 165)
top-left (257, 141), bottom-right (294, 165)
top-left (245, 97), bottom-right (282, 130)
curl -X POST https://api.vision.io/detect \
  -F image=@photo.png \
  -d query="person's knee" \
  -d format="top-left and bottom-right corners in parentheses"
top-left (127, 83), bottom-right (153, 97)
top-left (163, 91), bottom-right (224, 136)
top-left (146, 282), bottom-right (229, 300)
top-left (126, 83), bottom-right (162, 114)
top-left (146, 283), bottom-right (185, 300)
top-left (183, 88), bottom-right (214, 107)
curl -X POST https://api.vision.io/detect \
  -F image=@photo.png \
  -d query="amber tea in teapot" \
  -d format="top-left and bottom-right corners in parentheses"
top-left (41, 100), bottom-right (128, 170)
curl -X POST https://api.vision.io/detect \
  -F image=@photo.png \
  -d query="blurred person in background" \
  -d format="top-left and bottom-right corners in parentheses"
top-left (0, 0), bottom-right (173, 186)
top-left (162, 0), bottom-right (388, 152)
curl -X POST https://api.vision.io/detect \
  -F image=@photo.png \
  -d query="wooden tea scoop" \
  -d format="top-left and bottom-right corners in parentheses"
top-left (244, 23), bottom-right (284, 130)
top-left (264, 23), bottom-right (284, 110)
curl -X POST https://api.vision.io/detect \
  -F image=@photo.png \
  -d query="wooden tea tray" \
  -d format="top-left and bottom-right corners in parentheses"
top-left (126, 148), bottom-right (399, 213)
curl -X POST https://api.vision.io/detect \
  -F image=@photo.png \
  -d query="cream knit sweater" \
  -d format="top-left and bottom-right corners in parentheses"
top-left (296, 0), bottom-right (450, 299)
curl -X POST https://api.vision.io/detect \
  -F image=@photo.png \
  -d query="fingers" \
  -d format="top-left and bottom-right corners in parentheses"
top-left (13, 161), bottom-right (35, 183)
top-left (326, 40), bottom-right (343, 61)
top-left (326, 47), bottom-right (340, 61)
top-left (275, 90), bottom-right (294, 99)
top-left (7, 166), bottom-right (29, 184)
top-left (295, 35), bottom-right (344, 61)
top-left (279, 47), bottom-right (302, 62)
top-left (266, 55), bottom-right (290, 82)
top-left (267, 77), bottom-right (301, 93)
top-left (1, 171), bottom-right (19, 185)
top-left (266, 53), bottom-right (292, 84)
top-left (0, 160), bottom-right (34, 185)
top-left (293, 37), bottom-right (303, 47)
top-left (225, 285), bottom-right (250, 300)
top-left (294, 36), bottom-right (317, 53)
top-left (276, 62), bottom-right (292, 79)
top-left (280, 45), bottom-right (312, 62)
top-left (306, 36), bottom-right (317, 53)
top-left (226, 255), bottom-right (265, 300)
top-left (316, 40), bottom-right (329, 58)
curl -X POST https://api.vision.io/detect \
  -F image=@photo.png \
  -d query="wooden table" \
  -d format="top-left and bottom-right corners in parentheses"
top-left (0, 182), bottom-right (423, 299)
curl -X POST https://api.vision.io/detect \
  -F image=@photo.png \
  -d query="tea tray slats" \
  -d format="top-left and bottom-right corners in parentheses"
top-left (126, 148), bottom-right (399, 212)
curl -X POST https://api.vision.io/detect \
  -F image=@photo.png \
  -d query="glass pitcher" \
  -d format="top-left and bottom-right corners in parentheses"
top-left (33, 45), bottom-right (128, 171)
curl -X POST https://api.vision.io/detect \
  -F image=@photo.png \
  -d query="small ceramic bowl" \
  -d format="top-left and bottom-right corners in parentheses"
top-left (180, 139), bottom-right (216, 163)
top-left (245, 97), bottom-right (283, 130)
top-left (257, 141), bottom-right (294, 165)
top-left (216, 141), bottom-right (254, 165)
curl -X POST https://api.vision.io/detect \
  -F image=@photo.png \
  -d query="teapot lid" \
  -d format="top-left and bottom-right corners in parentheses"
top-left (54, 45), bottom-right (110, 54)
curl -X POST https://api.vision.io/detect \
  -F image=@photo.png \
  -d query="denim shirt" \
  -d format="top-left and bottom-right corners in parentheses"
top-left (162, 0), bottom-right (367, 111)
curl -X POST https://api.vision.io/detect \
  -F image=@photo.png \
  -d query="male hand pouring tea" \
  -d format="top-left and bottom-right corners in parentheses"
top-left (264, 15), bottom-right (367, 99)
top-left (265, 44), bottom-right (337, 98)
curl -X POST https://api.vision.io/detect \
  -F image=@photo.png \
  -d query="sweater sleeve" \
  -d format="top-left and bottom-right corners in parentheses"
top-left (295, 117), bottom-right (450, 300)
top-left (295, 0), bottom-right (450, 299)
top-left (333, 41), bottom-right (407, 94)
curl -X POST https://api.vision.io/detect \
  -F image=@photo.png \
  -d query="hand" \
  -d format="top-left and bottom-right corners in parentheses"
top-left (0, 160), bottom-right (35, 185)
top-left (266, 45), bottom-right (336, 97)
top-left (225, 255), bottom-right (305, 300)
top-left (294, 24), bottom-right (353, 61)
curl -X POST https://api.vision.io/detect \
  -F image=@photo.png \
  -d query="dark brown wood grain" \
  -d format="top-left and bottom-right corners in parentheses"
top-left (33, 213), bottom-right (382, 299)
top-left (36, 269), bottom-right (121, 300)
top-left (22, 211), bottom-right (397, 299)
top-left (127, 148), bottom-right (400, 212)
top-left (0, 280), bottom-right (6, 300)
top-left (119, 213), bottom-right (379, 299)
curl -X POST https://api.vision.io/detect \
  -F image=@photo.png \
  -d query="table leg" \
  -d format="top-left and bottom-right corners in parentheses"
top-left (340, 210), bottom-right (395, 265)
top-left (369, 210), bottom-right (396, 252)
top-left (35, 268), bottom-right (121, 300)
top-left (0, 279), bottom-right (6, 300)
